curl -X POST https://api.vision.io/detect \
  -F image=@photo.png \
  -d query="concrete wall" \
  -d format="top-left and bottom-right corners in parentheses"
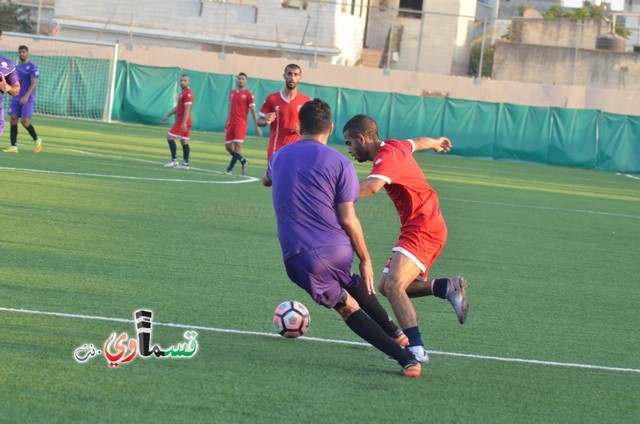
top-left (112, 42), bottom-right (639, 116)
top-left (493, 40), bottom-right (640, 90)
top-left (509, 18), bottom-right (609, 50)
top-left (392, 0), bottom-right (476, 75)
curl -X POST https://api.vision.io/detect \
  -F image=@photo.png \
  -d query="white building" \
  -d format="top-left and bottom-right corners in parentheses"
top-left (50, 0), bottom-right (365, 66)
top-left (40, 0), bottom-right (479, 75)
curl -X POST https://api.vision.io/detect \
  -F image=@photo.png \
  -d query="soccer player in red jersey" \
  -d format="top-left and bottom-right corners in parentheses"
top-left (161, 74), bottom-right (193, 169)
top-left (225, 72), bottom-right (262, 175)
top-left (258, 64), bottom-right (311, 159)
top-left (343, 114), bottom-right (469, 364)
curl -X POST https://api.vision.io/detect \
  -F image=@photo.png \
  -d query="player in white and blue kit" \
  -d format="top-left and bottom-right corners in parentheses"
top-left (6, 45), bottom-right (41, 153)
top-left (0, 26), bottom-right (21, 148)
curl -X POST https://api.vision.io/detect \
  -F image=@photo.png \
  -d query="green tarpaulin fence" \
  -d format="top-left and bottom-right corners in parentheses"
top-left (113, 62), bottom-right (639, 173)
top-left (3, 56), bottom-right (638, 173)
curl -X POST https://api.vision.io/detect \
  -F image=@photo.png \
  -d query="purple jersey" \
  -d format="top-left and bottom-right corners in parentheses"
top-left (268, 139), bottom-right (360, 261)
top-left (0, 56), bottom-right (18, 126)
top-left (16, 60), bottom-right (38, 101)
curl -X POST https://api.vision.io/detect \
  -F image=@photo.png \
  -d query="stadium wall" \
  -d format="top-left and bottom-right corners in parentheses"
top-left (115, 44), bottom-right (640, 117)
top-left (113, 62), bottom-right (640, 173)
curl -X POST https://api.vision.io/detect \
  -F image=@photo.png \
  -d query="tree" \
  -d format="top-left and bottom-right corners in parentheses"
top-left (518, 4), bottom-right (530, 17)
top-left (468, 44), bottom-right (495, 78)
top-left (542, 4), bottom-right (631, 39)
top-left (543, 5), bottom-right (564, 19)
top-left (0, 3), bottom-right (33, 34)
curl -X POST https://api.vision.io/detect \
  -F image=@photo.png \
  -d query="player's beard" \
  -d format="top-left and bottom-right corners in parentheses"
top-left (286, 80), bottom-right (297, 90)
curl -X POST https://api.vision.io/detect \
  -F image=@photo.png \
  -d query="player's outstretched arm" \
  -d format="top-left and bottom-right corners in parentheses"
top-left (359, 177), bottom-right (386, 199)
top-left (412, 136), bottom-right (452, 153)
top-left (337, 201), bottom-right (375, 293)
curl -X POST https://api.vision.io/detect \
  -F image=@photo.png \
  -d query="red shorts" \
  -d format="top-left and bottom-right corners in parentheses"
top-left (225, 124), bottom-right (248, 143)
top-left (383, 214), bottom-right (447, 281)
top-left (168, 121), bottom-right (191, 139)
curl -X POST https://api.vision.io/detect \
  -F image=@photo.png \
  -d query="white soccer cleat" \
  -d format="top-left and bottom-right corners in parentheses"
top-left (447, 276), bottom-right (469, 324)
top-left (164, 159), bottom-right (178, 168)
top-left (384, 345), bottom-right (430, 364)
top-left (407, 345), bottom-right (430, 364)
top-left (178, 162), bottom-right (190, 170)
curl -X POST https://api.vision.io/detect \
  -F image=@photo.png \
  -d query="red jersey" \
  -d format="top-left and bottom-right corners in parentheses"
top-left (228, 88), bottom-right (255, 126)
top-left (259, 90), bottom-right (311, 158)
top-left (369, 139), bottom-right (442, 227)
top-left (176, 88), bottom-right (194, 125)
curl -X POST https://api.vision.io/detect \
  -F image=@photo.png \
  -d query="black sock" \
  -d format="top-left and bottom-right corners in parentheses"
top-left (182, 144), bottom-right (190, 163)
top-left (237, 153), bottom-right (246, 164)
top-left (432, 278), bottom-right (449, 299)
top-left (346, 275), bottom-right (400, 337)
top-left (26, 124), bottom-right (38, 140)
top-left (404, 326), bottom-right (424, 347)
top-left (228, 153), bottom-right (239, 171)
top-left (10, 124), bottom-right (17, 145)
top-left (344, 310), bottom-right (414, 367)
top-left (167, 139), bottom-right (177, 159)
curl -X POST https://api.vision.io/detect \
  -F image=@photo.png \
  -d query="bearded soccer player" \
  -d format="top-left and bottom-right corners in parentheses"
top-left (343, 114), bottom-right (469, 365)
top-left (224, 72), bottom-right (262, 175)
top-left (6, 45), bottom-right (41, 153)
top-left (258, 63), bottom-right (311, 159)
top-left (161, 74), bottom-right (193, 169)
top-left (0, 27), bottom-right (22, 152)
top-left (264, 99), bottom-right (420, 377)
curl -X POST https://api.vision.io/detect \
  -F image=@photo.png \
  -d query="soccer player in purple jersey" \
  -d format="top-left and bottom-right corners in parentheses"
top-left (0, 27), bottom-right (21, 149)
top-left (6, 45), bottom-right (41, 153)
top-left (263, 98), bottom-right (421, 378)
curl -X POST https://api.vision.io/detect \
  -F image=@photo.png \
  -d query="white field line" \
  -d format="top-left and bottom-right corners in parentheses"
top-left (0, 167), bottom-right (258, 184)
top-left (1, 306), bottom-right (638, 374)
top-left (441, 197), bottom-right (640, 220)
top-left (64, 148), bottom-right (258, 182)
top-left (0, 147), bottom-right (257, 184)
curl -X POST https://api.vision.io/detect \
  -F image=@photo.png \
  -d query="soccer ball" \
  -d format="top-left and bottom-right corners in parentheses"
top-left (272, 300), bottom-right (311, 338)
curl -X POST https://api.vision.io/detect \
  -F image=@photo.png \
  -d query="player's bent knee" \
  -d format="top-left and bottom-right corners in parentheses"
top-left (333, 290), bottom-right (360, 320)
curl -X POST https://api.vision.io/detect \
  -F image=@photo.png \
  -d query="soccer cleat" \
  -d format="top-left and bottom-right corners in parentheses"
top-left (393, 332), bottom-right (409, 348)
top-left (34, 138), bottom-right (42, 153)
top-left (407, 345), bottom-right (430, 364)
top-left (178, 162), bottom-right (190, 170)
top-left (3, 146), bottom-right (18, 153)
top-left (224, 170), bottom-right (232, 175)
top-left (241, 159), bottom-right (249, 175)
top-left (401, 360), bottom-right (422, 378)
top-left (384, 345), bottom-right (429, 364)
top-left (164, 159), bottom-right (179, 168)
top-left (447, 276), bottom-right (469, 324)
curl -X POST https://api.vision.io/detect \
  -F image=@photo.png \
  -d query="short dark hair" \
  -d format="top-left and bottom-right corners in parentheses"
top-left (18, 45), bottom-right (29, 52)
top-left (343, 114), bottom-right (379, 140)
top-left (299, 98), bottom-right (332, 135)
top-left (284, 63), bottom-right (301, 74)
top-left (238, 72), bottom-right (247, 78)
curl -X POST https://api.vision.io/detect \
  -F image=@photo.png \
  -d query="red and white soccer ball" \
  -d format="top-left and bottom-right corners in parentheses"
top-left (272, 300), bottom-right (311, 338)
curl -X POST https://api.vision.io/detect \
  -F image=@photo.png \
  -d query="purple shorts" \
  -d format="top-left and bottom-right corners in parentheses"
top-left (9, 98), bottom-right (35, 119)
top-left (284, 245), bottom-right (355, 308)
